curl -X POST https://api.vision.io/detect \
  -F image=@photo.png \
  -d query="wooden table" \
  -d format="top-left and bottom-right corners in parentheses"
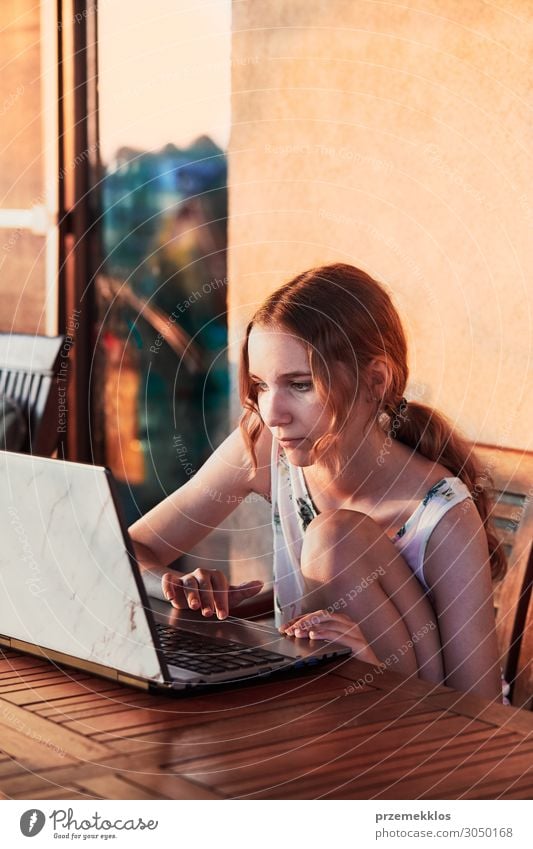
top-left (1, 646), bottom-right (532, 800)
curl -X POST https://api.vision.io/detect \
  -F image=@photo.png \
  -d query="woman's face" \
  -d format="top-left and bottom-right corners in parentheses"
top-left (247, 325), bottom-right (332, 465)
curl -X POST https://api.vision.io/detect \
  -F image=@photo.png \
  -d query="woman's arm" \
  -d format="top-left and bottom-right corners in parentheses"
top-left (423, 502), bottom-right (502, 703)
top-left (129, 425), bottom-right (272, 612)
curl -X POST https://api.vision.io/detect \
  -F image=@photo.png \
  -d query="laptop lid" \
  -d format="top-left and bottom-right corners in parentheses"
top-left (0, 450), bottom-right (167, 684)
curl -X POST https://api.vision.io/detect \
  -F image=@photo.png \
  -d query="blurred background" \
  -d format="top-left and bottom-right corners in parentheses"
top-left (0, 0), bottom-right (231, 527)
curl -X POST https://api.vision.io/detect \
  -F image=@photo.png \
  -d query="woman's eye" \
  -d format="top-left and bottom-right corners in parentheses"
top-left (251, 380), bottom-right (312, 393)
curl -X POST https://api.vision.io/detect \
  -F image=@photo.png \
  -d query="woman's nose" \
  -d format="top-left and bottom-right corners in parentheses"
top-left (260, 391), bottom-right (292, 427)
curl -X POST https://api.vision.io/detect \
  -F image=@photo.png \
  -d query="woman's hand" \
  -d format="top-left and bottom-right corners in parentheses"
top-left (162, 568), bottom-right (264, 620)
top-left (279, 609), bottom-right (380, 666)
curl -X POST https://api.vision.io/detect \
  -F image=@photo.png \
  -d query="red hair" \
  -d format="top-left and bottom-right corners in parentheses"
top-left (239, 263), bottom-right (506, 582)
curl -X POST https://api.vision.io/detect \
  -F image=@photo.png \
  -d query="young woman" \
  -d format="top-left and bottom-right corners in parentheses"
top-left (130, 263), bottom-right (506, 703)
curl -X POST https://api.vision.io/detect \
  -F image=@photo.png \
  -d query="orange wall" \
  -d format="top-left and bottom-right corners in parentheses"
top-left (228, 0), bottom-right (532, 451)
top-left (0, 1), bottom-right (46, 334)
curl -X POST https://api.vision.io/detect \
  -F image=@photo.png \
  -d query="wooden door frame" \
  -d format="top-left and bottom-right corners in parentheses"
top-left (57, 0), bottom-right (100, 462)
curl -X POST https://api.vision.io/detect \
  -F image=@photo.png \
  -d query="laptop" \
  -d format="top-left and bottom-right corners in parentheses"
top-left (0, 450), bottom-right (351, 693)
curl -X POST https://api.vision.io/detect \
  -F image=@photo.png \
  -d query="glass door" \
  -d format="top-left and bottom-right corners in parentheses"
top-left (95, 1), bottom-right (231, 523)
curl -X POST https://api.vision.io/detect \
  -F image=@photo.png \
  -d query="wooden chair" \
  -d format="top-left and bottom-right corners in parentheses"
top-left (513, 589), bottom-right (533, 710)
top-left (0, 333), bottom-right (65, 456)
top-left (475, 444), bottom-right (533, 709)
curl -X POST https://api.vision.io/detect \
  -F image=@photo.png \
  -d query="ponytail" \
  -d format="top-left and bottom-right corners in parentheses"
top-left (389, 400), bottom-right (507, 582)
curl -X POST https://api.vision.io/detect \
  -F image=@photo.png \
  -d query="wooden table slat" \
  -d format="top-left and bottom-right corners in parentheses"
top-left (73, 774), bottom-right (171, 800)
top-left (5, 680), bottom-right (130, 707)
top-left (0, 695), bottom-right (112, 761)
top-left (11, 788), bottom-right (95, 800)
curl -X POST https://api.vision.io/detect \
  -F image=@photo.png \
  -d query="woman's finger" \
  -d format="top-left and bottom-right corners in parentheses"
top-left (307, 626), bottom-right (362, 644)
top-left (282, 613), bottom-right (367, 652)
top-left (161, 572), bottom-right (188, 608)
top-left (194, 570), bottom-right (216, 616)
top-left (279, 610), bottom-right (336, 633)
top-left (279, 614), bottom-right (318, 633)
top-left (281, 610), bottom-right (354, 635)
top-left (210, 570), bottom-right (230, 619)
top-left (281, 609), bottom-right (329, 629)
top-left (307, 628), bottom-right (380, 665)
top-left (180, 575), bottom-right (201, 610)
top-left (161, 572), bottom-right (174, 601)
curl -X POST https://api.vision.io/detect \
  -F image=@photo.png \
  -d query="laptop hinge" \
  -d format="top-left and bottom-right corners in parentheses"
top-left (117, 672), bottom-right (150, 690)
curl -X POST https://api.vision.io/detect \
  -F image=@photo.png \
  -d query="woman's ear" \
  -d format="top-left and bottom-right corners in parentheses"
top-left (365, 357), bottom-right (391, 402)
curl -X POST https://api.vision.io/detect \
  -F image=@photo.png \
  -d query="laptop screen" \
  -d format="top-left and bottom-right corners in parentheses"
top-left (0, 451), bottom-right (163, 683)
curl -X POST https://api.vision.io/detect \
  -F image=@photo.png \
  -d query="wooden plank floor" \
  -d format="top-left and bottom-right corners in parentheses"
top-left (0, 648), bottom-right (532, 800)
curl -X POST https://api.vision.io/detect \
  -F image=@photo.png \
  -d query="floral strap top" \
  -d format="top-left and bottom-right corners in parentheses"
top-left (270, 438), bottom-right (472, 626)
top-left (270, 438), bottom-right (511, 706)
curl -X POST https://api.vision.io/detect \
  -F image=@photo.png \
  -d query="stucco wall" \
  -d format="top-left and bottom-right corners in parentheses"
top-left (228, 0), bottom-right (532, 450)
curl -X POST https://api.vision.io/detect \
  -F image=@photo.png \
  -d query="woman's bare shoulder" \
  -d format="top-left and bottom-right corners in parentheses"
top-left (399, 444), bottom-right (459, 494)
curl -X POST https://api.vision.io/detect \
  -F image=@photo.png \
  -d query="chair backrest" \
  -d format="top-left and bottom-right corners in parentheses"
top-left (475, 444), bottom-right (533, 709)
top-left (513, 582), bottom-right (533, 710)
top-left (0, 333), bottom-right (65, 456)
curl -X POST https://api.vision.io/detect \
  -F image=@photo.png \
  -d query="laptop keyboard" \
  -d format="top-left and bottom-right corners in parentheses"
top-left (155, 623), bottom-right (290, 675)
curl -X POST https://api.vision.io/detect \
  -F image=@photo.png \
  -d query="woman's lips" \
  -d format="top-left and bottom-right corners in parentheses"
top-left (279, 437), bottom-right (305, 446)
